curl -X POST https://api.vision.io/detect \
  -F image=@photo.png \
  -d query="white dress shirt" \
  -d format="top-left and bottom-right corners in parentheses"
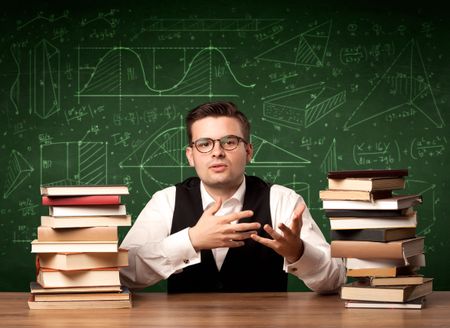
top-left (120, 179), bottom-right (345, 292)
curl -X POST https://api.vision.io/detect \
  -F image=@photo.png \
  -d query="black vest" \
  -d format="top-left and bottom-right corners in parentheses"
top-left (168, 176), bottom-right (288, 293)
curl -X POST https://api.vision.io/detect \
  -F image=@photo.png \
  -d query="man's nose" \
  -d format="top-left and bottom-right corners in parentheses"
top-left (211, 140), bottom-right (225, 156)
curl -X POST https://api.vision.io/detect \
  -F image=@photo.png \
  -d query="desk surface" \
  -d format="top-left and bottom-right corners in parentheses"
top-left (0, 291), bottom-right (449, 327)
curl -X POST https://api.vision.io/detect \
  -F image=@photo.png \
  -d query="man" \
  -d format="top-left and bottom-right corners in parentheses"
top-left (120, 101), bottom-right (345, 293)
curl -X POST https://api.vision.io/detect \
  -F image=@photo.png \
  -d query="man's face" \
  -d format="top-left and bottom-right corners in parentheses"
top-left (186, 116), bottom-right (253, 195)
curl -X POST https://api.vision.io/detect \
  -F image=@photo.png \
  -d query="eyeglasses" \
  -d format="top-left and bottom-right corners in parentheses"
top-left (190, 135), bottom-right (248, 153)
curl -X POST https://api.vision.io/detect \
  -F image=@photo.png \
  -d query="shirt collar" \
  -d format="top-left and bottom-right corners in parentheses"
top-left (200, 176), bottom-right (246, 210)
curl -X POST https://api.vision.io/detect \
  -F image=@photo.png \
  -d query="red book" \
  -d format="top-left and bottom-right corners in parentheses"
top-left (42, 195), bottom-right (121, 206)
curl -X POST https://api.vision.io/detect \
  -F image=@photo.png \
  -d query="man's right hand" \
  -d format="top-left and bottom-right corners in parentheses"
top-left (188, 198), bottom-right (260, 251)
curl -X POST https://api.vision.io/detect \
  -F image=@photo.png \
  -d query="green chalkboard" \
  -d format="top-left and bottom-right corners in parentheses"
top-left (0, 1), bottom-right (449, 292)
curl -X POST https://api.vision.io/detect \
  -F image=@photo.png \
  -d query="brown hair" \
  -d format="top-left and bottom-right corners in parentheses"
top-left (186, 101), bottom-right (250, 143)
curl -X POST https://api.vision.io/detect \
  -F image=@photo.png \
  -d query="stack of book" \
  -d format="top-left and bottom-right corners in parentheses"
top-left (320, 169), bottom-right (433, 309)
top-left (28, 185), bottom-right (132, 309)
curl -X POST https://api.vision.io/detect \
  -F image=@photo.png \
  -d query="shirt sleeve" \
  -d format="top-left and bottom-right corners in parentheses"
top-left (270, 185), bottom-right (346, 293)
top-left (119, 186), bottom-right (201, 289)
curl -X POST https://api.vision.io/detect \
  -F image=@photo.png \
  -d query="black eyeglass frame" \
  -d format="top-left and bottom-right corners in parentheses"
top-left (190, 135), bottom-right (248, 153)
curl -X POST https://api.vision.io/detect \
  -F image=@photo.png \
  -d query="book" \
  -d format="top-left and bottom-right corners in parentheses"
top-left (33, 288), bottom-right (130, 302)
top-left (37, 226), bottom-right (118, 242)
top-left (40, 185), bottom-right (129, 196)
top-left (328, 177), bottom-right (405, 192)
top-left (30, 281), bottom-right (122, 293)
top-left (325, 208), bottom-right (413, 217)
top-left (49, 204), bottom-right (127, 217)
top-left (344, 297), bottom-right (426, 309)
top-left (346, 266), bottom-right (417, 278)
top-left (331, 237), bottom-right (424, 260)
top-left (322, 195), bottom-right (422, 210)
top-left (329, 213), bottom-right (417, 230)
top-left (345, 254), bottom-right (426, 270)
top-left (345, 254), bottom-right (425, 277)
top-left (331, 228), bottom-right (416, 242)
top-left (340, 278), bottom-right (433, 303)
top-left (28, 295), bottom-right (131, 309)
top-left (319, 189), bottom-right (392, 201)
top-left (38, 250), bottom-right (128, 270)
top-left (370, 275), bottom-right (427, 286)
top-left (327, 169), bottom-right (408, 179)
top-left (41, 215), bottom-right (131, 228)
top-left (36, 268), bottom-right (121, 288)
top-left (42, 195), bottom-right (121, 206)
top-left (31, 240), bottom-right (118, 253)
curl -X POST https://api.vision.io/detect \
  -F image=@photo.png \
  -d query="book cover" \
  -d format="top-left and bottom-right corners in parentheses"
top-left (325, 208), bottom-right (412, 218)
top-left (49, 204), bottom-right (127, 217)
top-left (330, 228), bottom-right (416, 242)
top-left (42, 195), bottom-right (121, 206)
top-left (33, 288), bottom-right (130, 302)
top-left (40, 215), bottom-right (131, 228)
top-left (327, 169), bottom-right (408, 179)
top-left (37, 250), bottom-right (129, 271)
top-left (31, 240), bottom-right (118, 253)
top-left (319, 189), bottom-right (392, 201)
top-left (30, 281), bottom-right (122, 294)
top-left (322, 195), bottom-right (422, 210)
top-left (331, 237), bottom-right (424, 260)
top-left (36, 268), bottom-right (121, 288)
top-left (340, 278), bottom-right (433, 303)
top-left (40, 185), bottom-right (129, 196)
top-left (28, 295), bottom-right (131, 309)
top-left (344, 297), bottom-right (426, 309)
top-left (370, 275), bottom-right (426, 286)
top-left (329, 213), bottom-right (417, 230)
top-left (328, 177), bottom-right (406, 192)
top-left (37, 226), bottom-right (118, 242)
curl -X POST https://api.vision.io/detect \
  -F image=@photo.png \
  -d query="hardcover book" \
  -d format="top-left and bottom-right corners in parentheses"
top-left (327, 169), bottom-right (408, 179)
top-left (331, 237), bottom-right (424, 260)
top-left (322, 195), bottom-right (422, 210)
top-left (40, 185), bottom-right (129, 196)
top-left (340, 278), bottom-right (433, 303)
top-left (40, 215), bottom-right (131, 228)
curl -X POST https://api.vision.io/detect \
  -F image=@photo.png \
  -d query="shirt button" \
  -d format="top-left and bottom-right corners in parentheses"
top-left (183, 259), bottom-right (190, 264)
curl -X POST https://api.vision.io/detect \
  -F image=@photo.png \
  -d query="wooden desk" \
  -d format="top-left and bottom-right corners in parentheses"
top-left (0, 292), bottom-right (449, 327)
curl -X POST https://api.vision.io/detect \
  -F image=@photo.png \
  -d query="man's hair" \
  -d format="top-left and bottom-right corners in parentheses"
top-left (186, 101), bottom-right (251, 143)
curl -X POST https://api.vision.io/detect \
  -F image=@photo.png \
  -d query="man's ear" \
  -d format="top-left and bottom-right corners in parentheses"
top-left (186, 146), bottom-right (195, 167)
top-left (246, 143), bottom-right (253, 164)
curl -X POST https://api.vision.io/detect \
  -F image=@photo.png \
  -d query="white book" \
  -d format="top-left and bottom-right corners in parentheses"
top-left (40, 185), bottom-right (129, 196)
top-left (322, 195), bottom-right (422, 210)
top-left (329, 212), bottom-right (417, 230)
top-left (345, 253), bottom-right (425, 269)
top-left (49, 205), bottom-right (126, 217)
top-left (31, 240), bottom-right (118, 253)
top-left (41, 215), bottom-right (131, 228)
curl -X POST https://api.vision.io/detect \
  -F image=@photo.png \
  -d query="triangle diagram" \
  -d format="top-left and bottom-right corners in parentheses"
top-left (255, 21), bottom-right (331, 67)
top-left (344, 39), bottom-right (444, 130)
top-left (249, 135), bottom-right (310, 167)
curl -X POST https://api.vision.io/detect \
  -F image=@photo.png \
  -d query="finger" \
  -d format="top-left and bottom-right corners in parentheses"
top-left (225, 240), bottom-right (245, 248)
top-left (278, 223), bottom-right (294, 237)
top-left (290, 203), bottom-right (305, 233)
top-left (222, 210), bottom-right (254, 223)
top-left (250, 234), bottom-right (275, 249)
top-left (205, 198), bottom-right (222, 215)
top-left (228, 231), bottom-right (258, 241)
top-left (231, 222), bottom-right (261, 232)
top-left (263, 224), bottom-right (283, 241)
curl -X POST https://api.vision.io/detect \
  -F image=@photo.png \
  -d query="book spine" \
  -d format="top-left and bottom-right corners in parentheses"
top-left (37, 226), bottom-right (118, 242)
top-left (42, 195), bottom-right (121, 206)
top-left (331, 240), bottom-right (403, 259)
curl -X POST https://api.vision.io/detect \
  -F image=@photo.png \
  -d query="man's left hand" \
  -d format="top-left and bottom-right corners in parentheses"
top-left (251, 203), bottom-right (305, 263)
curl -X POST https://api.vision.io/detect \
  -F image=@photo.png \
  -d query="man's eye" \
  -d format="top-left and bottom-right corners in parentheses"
top-left (197, 140), bottom-right (211, 148)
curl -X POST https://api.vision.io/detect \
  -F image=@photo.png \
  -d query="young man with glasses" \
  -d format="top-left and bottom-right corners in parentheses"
top-left (120, 101), bottom-right (345, 293)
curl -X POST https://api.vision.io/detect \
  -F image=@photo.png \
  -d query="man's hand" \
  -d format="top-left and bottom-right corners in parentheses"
top-left (251, 203), bottom-right (305, 263)
top-left (188, 198), bottom-right (261, 251)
